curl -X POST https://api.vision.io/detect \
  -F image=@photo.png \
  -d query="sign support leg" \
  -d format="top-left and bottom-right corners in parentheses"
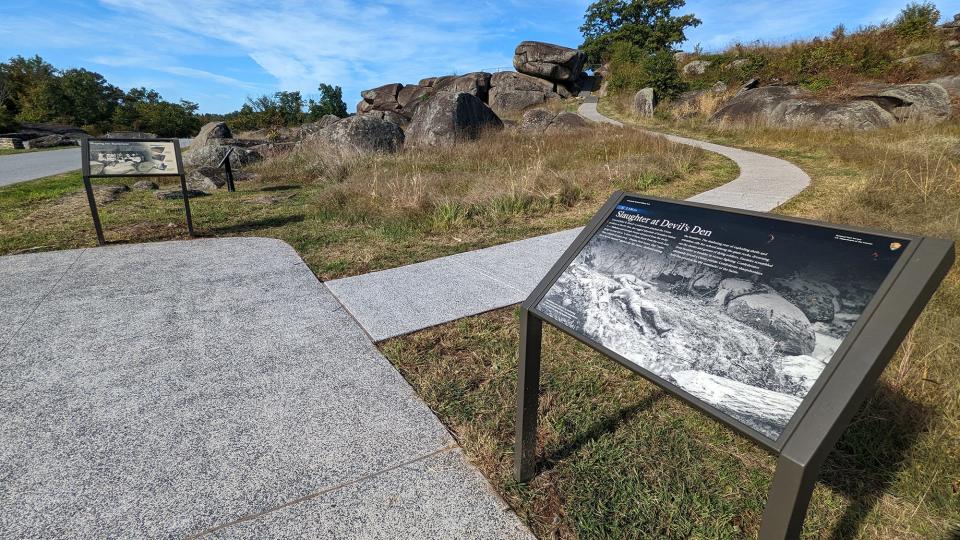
top-left (178, 173), bottom-right (195, 236)
top-left (224, 158), bottom-right (236, 192)
top-left (759, 455), bottom-right (817, 540)
top-left (514, 309), bottom-right (543, 482)
top-left (82, 175), bottom-right (105, 246)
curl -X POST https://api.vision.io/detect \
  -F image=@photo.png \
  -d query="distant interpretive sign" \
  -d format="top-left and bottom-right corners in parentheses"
top-left (514, 192), bottom-right (953, 540)
top-left (81, 138), bottom-right (191, 245)
top-left (87, 139), bottom-right (180, 176)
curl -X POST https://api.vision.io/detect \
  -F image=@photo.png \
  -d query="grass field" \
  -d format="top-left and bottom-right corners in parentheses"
top-left (0, 126), bottom-right (736, 280)
top-left (379, 102), bottom-right (960, 539)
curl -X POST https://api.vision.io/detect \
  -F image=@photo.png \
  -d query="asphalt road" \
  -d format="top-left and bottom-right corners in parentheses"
top-left (0, 138), bottom-right (192, 187)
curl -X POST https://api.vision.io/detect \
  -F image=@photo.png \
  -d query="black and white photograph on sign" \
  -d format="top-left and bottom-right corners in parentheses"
top-left (536, 197), bottom-right (907, 440)
top-left (88, 140), bottom-right (178, 176)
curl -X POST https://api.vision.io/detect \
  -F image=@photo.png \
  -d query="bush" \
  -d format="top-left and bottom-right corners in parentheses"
top-left (894, 2), bottom-right (940, 39)
top-left (607, 42), bottom-right (687, 99)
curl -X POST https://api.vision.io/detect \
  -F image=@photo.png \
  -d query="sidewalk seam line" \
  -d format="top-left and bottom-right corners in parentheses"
top-left (188, 443), bottom-right (458, 539)
top-left (0, 247), bottom-right (86, 356)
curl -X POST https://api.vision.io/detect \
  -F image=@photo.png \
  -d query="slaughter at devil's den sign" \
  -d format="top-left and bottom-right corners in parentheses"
top-left (514, 192), bottom-right (953, 540)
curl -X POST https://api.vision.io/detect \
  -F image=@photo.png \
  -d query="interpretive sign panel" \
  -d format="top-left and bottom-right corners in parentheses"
top-left (80, 138), bottom-right (191, 245)
top-left (514, 191), bottom-right (953, 540)
top-left (86, 139), bottom-right (180, 176)
top-left (534, 195), bottom-right (906, 443)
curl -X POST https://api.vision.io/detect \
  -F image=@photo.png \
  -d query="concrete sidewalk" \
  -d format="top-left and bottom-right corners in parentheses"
top-left (328, 101), bottom-right (811, 341)
top-left (0, 238), bottom-right (532, 539)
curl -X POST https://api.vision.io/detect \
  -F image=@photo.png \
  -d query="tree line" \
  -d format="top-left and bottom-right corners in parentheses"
top-left (0, 54), bottom-right (350, 137)
top-left (0, 55), bottom-right (208, 137)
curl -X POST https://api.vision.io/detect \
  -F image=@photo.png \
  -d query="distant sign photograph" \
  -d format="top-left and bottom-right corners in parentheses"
top-left (535, 196), bottom-right (908, 440)
top-left (88, 140), bottom-right (179, 176)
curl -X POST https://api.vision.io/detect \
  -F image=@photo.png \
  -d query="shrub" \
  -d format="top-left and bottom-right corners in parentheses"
top-left (894, 2), bottom-right (940, 40)
top-left (607, 42), bottom-right (687, 99)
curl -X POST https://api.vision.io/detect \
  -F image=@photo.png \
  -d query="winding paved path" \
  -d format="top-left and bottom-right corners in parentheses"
top-left (327, 97), bottom-right (811, 340)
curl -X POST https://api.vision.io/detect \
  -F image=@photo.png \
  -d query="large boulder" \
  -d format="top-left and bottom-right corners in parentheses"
top-left (360, 83), bottom-right (404, 112)
top-left (854, 83), bottom-right (952, 123)
top-left (488, 71), bottom-right (560, 115)
top-left (397, 84), bottom-right (432, 109)
top-left (361, 110), bottom-right (409, 127)
top-left (193, 121), bottom-right (231, 148)
top-left (406, 92), bottom-right (502, 147)
top-left (770, 99), bottom-right (897, 130)
top-left (184, 143), bottom-right (262, 168)
top-left (513, 41), bottom-right (586, 83)
top-left (433, 72), bottom-right (492, 101)
top-left (726, 292), bottom-right (817, 355)
top-left (632, 88), bottom-right (656, 117)
top-left (711, 86), bottom-right (807, 124)
top-left (317, 114), bottom-right (404, 154)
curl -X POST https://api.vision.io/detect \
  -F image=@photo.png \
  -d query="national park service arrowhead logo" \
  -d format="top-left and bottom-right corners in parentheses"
top-left (890, 242), bottom-right (903, 251)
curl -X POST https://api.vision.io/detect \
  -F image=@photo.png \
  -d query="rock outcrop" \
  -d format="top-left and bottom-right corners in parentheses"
top-left (853, 83), bottom-right (952, 123)
top-left (711, 86), bottom-right (893, 130)
top-left (24, 134), bottom-right (77, 148)
top-left (513, 41), bottom-right (586, 83)
top-left (316, 114), bottom-right (404, 154)
top-left (406, 92), bottom-right (502, 147)
top-left (771, 99), bottom-right (897, 130)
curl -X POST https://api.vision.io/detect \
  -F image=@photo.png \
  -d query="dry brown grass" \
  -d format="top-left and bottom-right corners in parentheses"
top-left (0, 125), bottom-right (737, 281)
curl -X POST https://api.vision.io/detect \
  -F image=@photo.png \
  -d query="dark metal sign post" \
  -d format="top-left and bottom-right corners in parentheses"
top-left (217, 146), bottom-right (236, 192)
top-left (514, 191), bottom-right (953, 540)
top-left (81, 138), bottom-right (191, 245)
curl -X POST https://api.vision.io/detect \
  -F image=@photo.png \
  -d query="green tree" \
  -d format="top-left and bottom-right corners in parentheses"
top-left (0, 55), bottom-right (57, 117)
top-left (58, 68), bottom-right (121, 127)
top-left (893, 2), bottom-right (940, 39)
top-left (308, 83), bottom-right (347, 119)
top-left (580, 0), bottom-right (701, 63)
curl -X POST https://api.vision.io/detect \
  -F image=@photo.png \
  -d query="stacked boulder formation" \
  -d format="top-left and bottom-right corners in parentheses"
top-left (341, 40), bottom-right (595, 150)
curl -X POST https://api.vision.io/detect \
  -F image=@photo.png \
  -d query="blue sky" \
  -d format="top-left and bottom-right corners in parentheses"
top-left (2, 0), bottom-right (958, 114)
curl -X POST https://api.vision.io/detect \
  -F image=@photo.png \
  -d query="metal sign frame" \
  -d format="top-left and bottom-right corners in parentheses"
top-left (81, 137), bottom-right (192, 245)
top-left (514, 191), bottom-right (954, 539)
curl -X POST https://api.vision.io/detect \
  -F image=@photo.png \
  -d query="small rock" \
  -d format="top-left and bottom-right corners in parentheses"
top-left (132, 180), bottom-right (158, 190)
top-left (156, 189), bottom-right (210, 200)
top-left (0, 137), bottom-right (24, 149)
top-left (729, 58), bottom-right (751, 69)
top-left (711, 81), bottom-right (728, 93)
